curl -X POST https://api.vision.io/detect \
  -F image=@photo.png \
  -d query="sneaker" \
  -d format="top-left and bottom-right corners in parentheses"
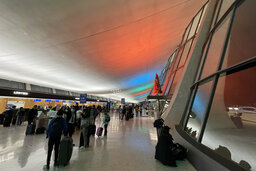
top-left (43, 165), bottom-right (50, 170)
top-left (79, 146), bottom-right (85, 151)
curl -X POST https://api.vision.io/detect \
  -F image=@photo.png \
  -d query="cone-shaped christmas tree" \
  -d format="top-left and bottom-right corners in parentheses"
top-left (152, 73), bottom-right (162, 95)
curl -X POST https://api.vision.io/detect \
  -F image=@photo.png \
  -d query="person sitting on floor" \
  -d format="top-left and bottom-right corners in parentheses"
top-left (155, 126), bottom-right (177, 167)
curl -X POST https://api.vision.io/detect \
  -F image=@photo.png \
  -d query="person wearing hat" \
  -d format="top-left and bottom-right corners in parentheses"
top-left (155, 126), bottom-right (177, 167)
top-left (44, 110), bottom-right (67, 170)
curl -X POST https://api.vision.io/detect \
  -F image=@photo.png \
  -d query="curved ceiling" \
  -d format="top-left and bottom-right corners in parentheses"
top-left (0, 0), bottom-right (207, 102)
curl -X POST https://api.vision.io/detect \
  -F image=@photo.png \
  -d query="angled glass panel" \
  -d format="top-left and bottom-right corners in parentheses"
top-left (185, 80), bottom-right (214, 140)
top-left (202, 66), bottom-right (256, 170)
top-left (221, 0), bottom-right (256, 69)
top-left (200, 12), bottom-right (232, 79)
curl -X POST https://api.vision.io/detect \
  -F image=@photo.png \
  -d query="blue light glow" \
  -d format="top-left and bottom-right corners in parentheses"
top-left (45, 100), bottom-right (51, 102)
top-left (55, 100), bottom-right (59, 102)
top-left (34, 99), bottom-right (41, 102)
top-left (62, 100), bottom-right (66, 102)
top-left (68, 101), bottom-right (72, 103)
top-left (135, 92), bottom-right (150, 99)
top-left (120, 67), bottom-right (162, 88)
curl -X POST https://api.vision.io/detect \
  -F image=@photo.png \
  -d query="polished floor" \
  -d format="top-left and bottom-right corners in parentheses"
top-left (0, 112), bottom-right (195, 171)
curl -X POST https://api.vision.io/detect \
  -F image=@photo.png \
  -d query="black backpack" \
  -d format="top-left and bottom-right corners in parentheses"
top-left (49, 117), bottom-right (64, 138)
top-left (171, 143), bottom-right (187, 160)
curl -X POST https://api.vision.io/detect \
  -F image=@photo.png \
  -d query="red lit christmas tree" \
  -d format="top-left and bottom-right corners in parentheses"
top-left (152, 73), bottom-right (162, 95)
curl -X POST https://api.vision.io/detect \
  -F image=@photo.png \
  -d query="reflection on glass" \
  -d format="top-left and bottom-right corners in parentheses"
top-left (169, 69), bottom-right (184, 95)
top-left (181, 23), bottom-right (192, 45)
top-left (221, 0), bottom-right (256, 69)
top-left (196, 40), bottom-right (210, 81)
top-left (186, 81), bottom-right (214, 139)
top-left (211, 0), bottom-right (222, 29)
top-left (202, 66), bottom-right (256, 170)
top-left (200, 12), bottom-right (232, 79)
top-left (217, 0), bottom-right (235, 22)
top-left (188, 10), bottom-right (202, 39)
top-left (178, 40), bottom-right (193, 68)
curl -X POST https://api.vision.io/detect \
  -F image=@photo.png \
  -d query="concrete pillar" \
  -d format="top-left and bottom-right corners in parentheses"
top-left (162, 0), bottom-right (218, 128)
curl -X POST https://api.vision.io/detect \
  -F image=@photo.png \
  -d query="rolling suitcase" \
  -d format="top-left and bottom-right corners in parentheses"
top-left (3, 117), bottom-right (11, 127)
top-left (0, 115), bottom-right (4, 125)
top-left (58, 137), bottom-right (73, 166)
top-left (35, 127), bottom-right (45, 134)
top-left (26, 124), bottom-right (35, 135)
top-left (12, 116), bottom-right (17, 125)
top-left (96, 127), bottom-right (103, 137)
top-left (79, 132), bottom-right (84, 147)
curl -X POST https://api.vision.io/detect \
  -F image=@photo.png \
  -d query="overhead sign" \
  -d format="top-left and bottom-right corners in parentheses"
top-left (13, 91), bottom-right (28, 95)
top-left (80, 94), bottom-right (87, 103)
top-left (121, 98), bottom-right (125, 104)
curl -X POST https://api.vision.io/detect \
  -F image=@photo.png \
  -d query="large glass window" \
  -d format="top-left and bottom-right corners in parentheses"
top-left (217, 0), bottom-right (235, 22)
top-left (202, 66), bottom-right (256, 170)
top-left (178, 39), bottom-right (193, 68)
top-left (200, 12), bottom-right (232, 79)
top-left (221, 0), bottom-right (256, 69)
top-left (183, 0), bottom-right (256, 170)
top-left (185, 80), bottom-right (214, 140)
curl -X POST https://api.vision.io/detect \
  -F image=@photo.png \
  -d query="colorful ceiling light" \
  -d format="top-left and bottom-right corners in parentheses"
top-left (127, 83), bottom-right (154, 94)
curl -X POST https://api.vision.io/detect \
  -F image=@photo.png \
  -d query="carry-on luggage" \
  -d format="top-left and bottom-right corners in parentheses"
top-left (0, 114), bottom-right (4, 125)
top-left (36, 117), bottom-right (49, 130)
top-left (125, 114), bottom-right (129, 121)
top-left (96, 127), bottom-right (103, 137)
top-left (79, 132), bottom-right (84, 147)
top-left (171, 143), bottom-right (187, 160)
top-left (26, 124), bottom-right (35, 135)
top-left (35, 127), bottom-right (45, 134)
top-left (3, 117), bottom-right (11, 127)
top-left (89, 124), bottom-right (96, 135)
top-left (58, 137), bottom-right (73, 166)
top-left (12, 116), bottom-right (17, 125)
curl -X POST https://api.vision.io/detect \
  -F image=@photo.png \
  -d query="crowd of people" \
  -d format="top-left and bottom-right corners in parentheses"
top-left (43, 104), bottom-right (110, 169)
top-left (0, 103), bottom-right (111, 170)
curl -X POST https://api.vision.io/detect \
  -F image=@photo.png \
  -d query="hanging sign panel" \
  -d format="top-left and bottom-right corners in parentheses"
top-left (80, 94), bottom-right (87, 103)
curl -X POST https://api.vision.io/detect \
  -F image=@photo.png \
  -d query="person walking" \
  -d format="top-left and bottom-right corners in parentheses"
top-left (28, 105), bottom-right (38, 125)
top-left (121, 106), bottom-right (126, 120)
top-left (87, 106), bottom-right (97, 146)
top-left (67, 106), bottom-right (76, 137)
top-left (44, 110), bottom-right (67, 170)
top-left (80, 107), bottom-right (90, 150)
top-left (16, 107), bottom-right (25, 125)
top-left (103, 111), bottom-right (110, 136)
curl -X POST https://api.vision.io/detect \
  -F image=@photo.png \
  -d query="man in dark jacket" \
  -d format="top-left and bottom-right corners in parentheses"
top-left (28, 105), bottom-right (38, 125)
top-left (44, 110), bottom-right (67, 170)
top-left (155, 126), bottom-right (177, 167)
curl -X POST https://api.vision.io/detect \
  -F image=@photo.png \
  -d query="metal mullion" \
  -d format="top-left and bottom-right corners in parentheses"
top-left (194, 7), bottom-right (204, 35)
top-left (197, 4), bottom-right (238, 143)
top-left (183, 84), bottom-right (199, 129)
top-left (217, 4), bottom-right (237, 72)
top-left (197, 74), bottom-right (218, 142)
top-left (192, 56), bottom-right (256, 89)
top-left (183, 37), bottom-right (195, 66)
top-left (214, 0), bottom-right (223, 26)
top-left (197, 33), bottom-right (213, 81)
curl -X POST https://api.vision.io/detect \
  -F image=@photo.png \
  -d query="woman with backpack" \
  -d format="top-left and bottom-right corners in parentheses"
top-left (103, 111), bottom-right (110, 136)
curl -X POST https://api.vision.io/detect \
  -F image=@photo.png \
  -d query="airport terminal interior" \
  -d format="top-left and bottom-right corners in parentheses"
top-left (0, 0), bottom-right (255, 171)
